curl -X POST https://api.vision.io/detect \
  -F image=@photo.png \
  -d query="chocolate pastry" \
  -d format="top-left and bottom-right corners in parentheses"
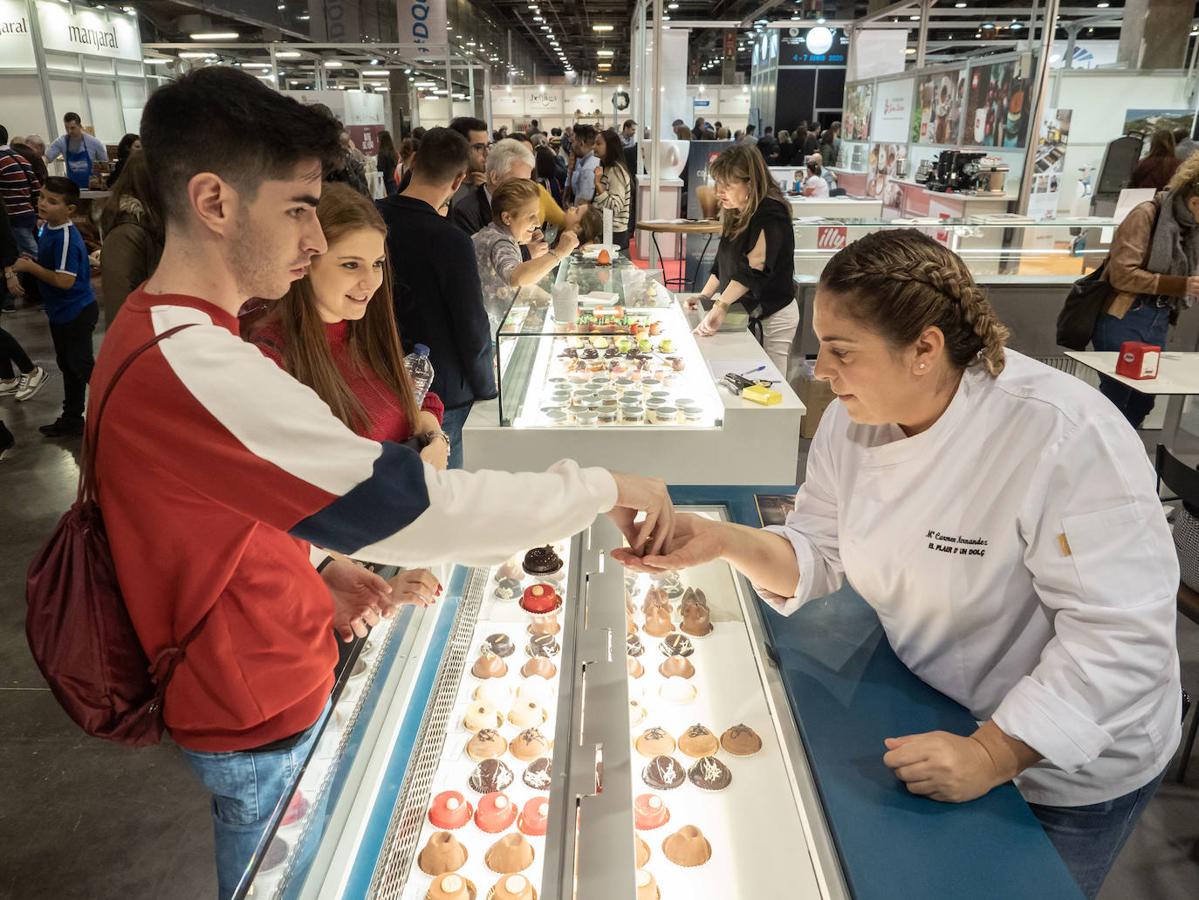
top-left (464, 702), bottom-right (503, 733)
top-left (679, 587), bottom-right (708, 611)
top-left (662, 582), bottom-right (685, 601)
top-left (658, 656), bottom-right (695, 679)
top-left (494, 577), bottom-right (523, 600)
top-left (643, 607), bottom-right (673, 638)
top-left (721, 724), bottom-right (763, 757)
top-left (626, 613), bottom-right (638, 635)
top-left (636, 869), bottom-right (660, 900)
top-left (489, 874), bottom-right (536, 900)
top-left (626, 634), bottom-right (645, 658)
top-left (469, 758), bottom-right (515, 793)
top-left (659, 633), bottom-right (694, 657)
top-left (662, 825), bottom-right (711, 868)
top-left (426, 872), bottom-right (477, 900)
top-left (560, 346), bottom-right (579, 359)
top-left (635, 835), bottom-right (652, 868)
top-left (628, 697), bottom-right (648, 725)
top-left (521, 657), bottom-right (557, 679)
top-left (634, 726), bottom-right (676, 757)
top-left (523, 545), bottom-right (564, 576)
top-left (627, 656), bottom-right (644, 679)
top-left (471, 649), bottom-right (508, 679)
top-left (485, 833), bottom-right (535, 874)
top-left (680, 603), bottom-right (712, 637)
top-left (508, 701), bottom-right (547, 729)
top-left (604, 346), bottom-right (620, 358)
top-left (641, 754), bottom-right (686, 790)
top-left (528, 616), bottom-right (560, 636)
top-left (652, 571), bottom-right (682, 589)
top-left (687, 756), bottom-right (732, 791)
top-left (484, 633), bottom-right (515, 658)
top-left (526, 633), bottom-right (560, 657)
top-left (522, 757), bottom-right (552, 790)
top-left (510, 728), bottom-right (551, 762)
top-left (642, 587), bottom-right (671, 615)
top-left (581, 346), bottom-right (599, 360)
top-left (418, 831), bottom-right (469, 876)
top-left (660, 677), bottom-right (698, 705)
top-left (634, 793), bottom-right (671, 831)
top-left (466, 728), bottom-right (508, 763)
top-left (497, 560), bottom-right (524, 581)
top-left (677, 724), bottom-right (719, 758)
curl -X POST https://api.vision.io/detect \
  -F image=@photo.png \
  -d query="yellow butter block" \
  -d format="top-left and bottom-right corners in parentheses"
top-left (742, 384), bottom-right (782, 406)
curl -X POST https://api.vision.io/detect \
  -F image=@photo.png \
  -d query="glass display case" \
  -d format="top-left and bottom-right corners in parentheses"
top-left (240, 514), bottom-right (846, 900)
top-left (494, 255), bottom-right (725, 430)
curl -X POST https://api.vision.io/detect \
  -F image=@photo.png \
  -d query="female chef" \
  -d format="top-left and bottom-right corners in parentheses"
top-left (618, 229), bottom-right (1181, 900)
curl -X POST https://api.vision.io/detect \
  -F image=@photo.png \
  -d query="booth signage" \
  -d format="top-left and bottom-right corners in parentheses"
top-left (0, 0), bottom-right (35, 67)
top-left (398, 0), bottom-right (447, 54)
top-left (35, 0), bottom-right (141, 61)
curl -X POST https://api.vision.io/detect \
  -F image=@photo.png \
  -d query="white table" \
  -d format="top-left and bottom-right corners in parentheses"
top-left (1065, 350), bottom-right (1199, 446)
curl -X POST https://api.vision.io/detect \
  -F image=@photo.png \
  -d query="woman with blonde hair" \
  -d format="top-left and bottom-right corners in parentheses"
top-left (691, 143), bottom-right (797, 376)
top-left (621, 228), bottom-right (1180, 900)
top-left (246, 183), bottom-right (448, 470)
top-left (1093, 150), bottom-right (1199, 426)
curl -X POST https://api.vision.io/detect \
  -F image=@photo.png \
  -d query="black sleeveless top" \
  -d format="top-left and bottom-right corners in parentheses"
top-left (713, 196), bottom-right (795, 319)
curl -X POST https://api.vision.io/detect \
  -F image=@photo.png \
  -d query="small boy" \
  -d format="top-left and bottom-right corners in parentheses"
top-left (12, 176), bottom-right (97, 437)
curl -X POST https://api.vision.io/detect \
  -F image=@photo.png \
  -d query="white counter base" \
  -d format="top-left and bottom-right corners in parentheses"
top-left (463, 325), bottom-right (805, 485)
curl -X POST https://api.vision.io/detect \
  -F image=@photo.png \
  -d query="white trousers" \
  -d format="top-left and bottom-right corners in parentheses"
top-left (756, 299), bottom-right (800, 381)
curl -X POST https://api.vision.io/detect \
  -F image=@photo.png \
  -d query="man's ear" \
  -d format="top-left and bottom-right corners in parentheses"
top-left (187, 172), bottom-right (237, 237)
top-left (450, 172), bottom-right (466, 193)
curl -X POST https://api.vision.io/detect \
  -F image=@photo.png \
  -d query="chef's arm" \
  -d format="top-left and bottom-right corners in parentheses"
top-left (706, 521), bottom-right (800, 598)
top-left (970, 720), bottom-right (1042, 782)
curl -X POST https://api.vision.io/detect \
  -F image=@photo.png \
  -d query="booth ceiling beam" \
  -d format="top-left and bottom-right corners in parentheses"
top-left (739, 0), bottom-right (790, 28)
top-left (856, 0), bottom-right (937, 29)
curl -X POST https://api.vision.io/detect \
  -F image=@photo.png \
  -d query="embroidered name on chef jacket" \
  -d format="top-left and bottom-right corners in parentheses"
top-left (925, 530), bottom-right (989, 557)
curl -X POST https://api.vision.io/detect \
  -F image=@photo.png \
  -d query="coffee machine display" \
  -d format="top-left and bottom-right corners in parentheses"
top-left (919, 150), bottom-right (988, 193)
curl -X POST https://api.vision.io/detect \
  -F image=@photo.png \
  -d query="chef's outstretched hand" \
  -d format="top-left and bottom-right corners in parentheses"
top-left (607, 473), bottom-right (675, 559)
top-left (882, 731), bottom-right (1003, 803)
top-left (611, 513), bottom-right (720, 573)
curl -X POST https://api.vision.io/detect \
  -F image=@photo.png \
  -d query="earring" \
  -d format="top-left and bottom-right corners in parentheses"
top-left (919, 363), bottom-right (926, 369)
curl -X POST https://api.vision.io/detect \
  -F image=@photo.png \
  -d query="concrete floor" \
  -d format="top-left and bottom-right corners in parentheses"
top-left (0, 303), bottom-right (1197, 900)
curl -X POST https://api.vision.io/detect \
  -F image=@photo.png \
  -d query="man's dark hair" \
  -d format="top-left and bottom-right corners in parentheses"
top-left (510, 132), bottom-right (533, 146)
top-left (0, 125), bottom-right (7, 145)
top-left (412, 127), bottom-right (470, 184)
top-left (449, 117), bottom-right (488, 140)
top-left (43, 175), bottom-right (80, 205)
top-left (63, 112), bottom-right (81, 126)
top-left (140, 66), bottom-right (341, 225)
top-left (764, 127), bottom-right (773, 135)
top-left (573, 124), bottom-right (597, 145)
top-left (746, 124), bottom-right (756, 135)
top-left (623, 119), bottom-right (636, 130)
top-left (412, 126), bottom-right (428, 140)
top-left (551, 127), bottom-right (562, 137)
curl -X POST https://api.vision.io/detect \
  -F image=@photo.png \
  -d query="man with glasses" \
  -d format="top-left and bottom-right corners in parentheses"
top-left (449, 116), bottom-right (490, 191)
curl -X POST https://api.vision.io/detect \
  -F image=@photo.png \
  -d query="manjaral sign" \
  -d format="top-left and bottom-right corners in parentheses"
top-left (36, 0), bottom-right (142, 62)
top-left (0, 0), bottom-right (35, 66)
top-left (398, 0), bottom-right (447, 54)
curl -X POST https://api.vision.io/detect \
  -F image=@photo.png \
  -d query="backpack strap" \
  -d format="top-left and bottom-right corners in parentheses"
top-left (78, 323), bottom-right (196, 504)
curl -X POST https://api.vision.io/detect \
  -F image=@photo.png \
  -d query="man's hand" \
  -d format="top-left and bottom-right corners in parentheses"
top-left (1187, 274), bottom-right (1199, 297)
top-left (467, 171), bottom-right (487, 187)
top-left (387, 568), bottom-right (443, 608)
top-left (607, 473), bottom-right (675, 557)
top-left (694, 303), bottom-right (726, 337)
top-left (611, 513), bottom-right (723, 572)
top-left (322, 558), bottom-right (393, 642)
top-left (882, 731), bottom-right (1004, 803)
top-left (11, 257), bottom-right (34, 274)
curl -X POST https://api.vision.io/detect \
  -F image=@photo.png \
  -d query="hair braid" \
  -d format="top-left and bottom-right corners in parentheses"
top-left (819, 229), bottom-right (1010, 377)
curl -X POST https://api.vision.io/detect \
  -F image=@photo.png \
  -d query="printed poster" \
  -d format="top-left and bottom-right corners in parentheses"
top-left (911, 68), bottom-right (967, 146)
top-left (1029, 108), bottom-right (1072, 221)
top-left (843, 82), bottom-right (874, 142)
top-left (964, 60), bottom-right (1031, 148)
top-left (1123, 108), bottom-right (1196, 144)
top-left (866, 142), bottom-right (908, 212)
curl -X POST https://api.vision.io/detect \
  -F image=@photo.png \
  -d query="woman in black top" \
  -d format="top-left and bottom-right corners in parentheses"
top-left (377, 130), bottom-right (400, 197)
top-left (692, 144), bottom-right (798, 378)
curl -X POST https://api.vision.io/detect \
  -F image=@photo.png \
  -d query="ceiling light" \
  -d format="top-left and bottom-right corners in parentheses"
top-left (374, 86), bottom-right (389, 92)
top-left (817, 16), bottom-right (826, 23)
top-left (277, 2), bottom-right (285, 7)
top-left (668, 1), bottom-right (679, 7)
top-left (593, 24), bottom-right (614, 31)
top-left (190, 31), bottom-right (240, 40)
top-left (597, 49), bottom-right (614, 56)
top-left (598, 63), bottom-right (612, 69)
top-left (364, 70), bottom-right (390, 77)
top-left (506, 84), bottom-right (512, 92)
top-left (276, 51), bottom-right (302, 58)
top-left (955, 1), bottom-right (966, 6)
top-left (905, 47), bottom-right (916, 54)
top-left (909, 14), bottom-right (919, 20)
top-left (325, 60), bottom-right (345, 67)
top-left (142, 57), bottom-right (170, 65)
top-left (982, 23), bottom-right (995, 29)
top-left (414, 81), bottom-right (436, 87)
top-left (179, 51), bottom-right (216, 59)
top-left (242, 63), bottom-right (272, 69)
top-left (1097, 1), bottom-right (1109, 5)
top-left (297, 14), bottom-right (309, 20)
top-left (533, 15), bottom-right (543, 21)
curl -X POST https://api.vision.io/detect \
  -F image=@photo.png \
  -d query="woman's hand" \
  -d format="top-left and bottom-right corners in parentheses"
top-left (387, 568), bottom-right (443, 608)
top-left (882, 731), bottom-right (1003, 803)
top-left (322, 558), bottom-right (394, 642)
top-left (1187, 275), bottom-right (1199, 296)
top-left (611, 513), bottom-right (722, 572)
top-left (607, 473), bottom-right (675, 557)
top-left (694, 303), bottom-right (727, 337)
top-left (556, 230), bottom-right (580, 257)
top-left (593, 166), bottom-right (605, 194)
top-left (419, 432), bottom-right (449, 470)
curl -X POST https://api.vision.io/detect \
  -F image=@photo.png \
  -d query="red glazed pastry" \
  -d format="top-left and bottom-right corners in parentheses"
top-left (475, 792), bottom-right (518, 833)
top-left (281, 790), bottom-right (309, 826)
top-left (520, 584), bottom-right (561, 614)
top-left (428, 790), bottom-right (474, 830)
top-left (517, 797), bottom-right (550, 836)
top-left (634, 793), bottom-right (670, 830)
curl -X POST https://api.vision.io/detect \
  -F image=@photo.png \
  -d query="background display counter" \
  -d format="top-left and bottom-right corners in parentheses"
top-left (464, 256), bottom-right (804, 484)
top-left (890, 179), bottom-right (1016, 219)
top-left (789, 197), bottom-right (884, 219)
top-left (239, 489), bottom-right (1083, 900)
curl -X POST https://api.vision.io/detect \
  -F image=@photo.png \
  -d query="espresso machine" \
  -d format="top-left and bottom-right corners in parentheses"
top-left (920, 150), bottom-right (987, 193)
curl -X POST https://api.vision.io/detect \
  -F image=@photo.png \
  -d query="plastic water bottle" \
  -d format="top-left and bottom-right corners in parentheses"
top-left (405, 344), bottom-right (434, 406)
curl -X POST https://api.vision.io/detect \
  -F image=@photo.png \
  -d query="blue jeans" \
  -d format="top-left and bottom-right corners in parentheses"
top-left (1091, 304), bottom-right (1171, 429)
top-left (180, 703), bottom-right (328, 900)
top-left (1029, 767), bottom-right (1167, 900)
top-left (3, 226), bottom-right (37, 305)
top-left (441, 403), bottom-right (472, 469)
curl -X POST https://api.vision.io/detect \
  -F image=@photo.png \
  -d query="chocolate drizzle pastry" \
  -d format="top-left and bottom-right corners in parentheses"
top-left (581, 346), bottom-right (600, 360)
top-left (720, 724), bottom-right (763, 756)
top-left (522, 757), bottom-right (552, 790)
top-left (626, 634), bottom-right (645, 657)
top-left (687, 756), bottom-right (732, 791)
top-left (483, 633), bottom-right (515, 658)
top-left (469, 758), bottom-right (514, 793)
top-left (526, 633), bottom-right (560, 657)
top-left (659, 633), bottom-right (694, 658)
top-left (642, 754), bottom-right (686, 790)
top-left (494, 577), bottom-right (523, 600)
top-left (523, 545), bottom-right (564, 576)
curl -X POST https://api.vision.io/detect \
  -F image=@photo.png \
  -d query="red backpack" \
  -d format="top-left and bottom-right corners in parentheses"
top-left (25, 324), bottom-right (214, 746)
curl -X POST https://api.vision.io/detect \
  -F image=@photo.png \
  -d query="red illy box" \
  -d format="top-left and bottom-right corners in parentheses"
top-left (1115, 341), bottom-right (1161, 380)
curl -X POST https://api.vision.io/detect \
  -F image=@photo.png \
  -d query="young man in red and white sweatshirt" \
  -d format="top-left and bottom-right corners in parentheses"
top-left (92, 67), bottom-right (674, 899)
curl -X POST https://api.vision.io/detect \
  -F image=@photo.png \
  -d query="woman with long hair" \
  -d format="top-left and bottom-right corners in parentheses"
top-left (377, 129), bottom-right (399, 197)
top-left (535, 144), bottom-right (564, 207)
top-left (622, 229), bottom-right (1178, 900)
top-left (775, 130), bottom-right (795, 166)
top-left (802, 155), bottom-right (830, 198)
top-left (106, 132), bottom-right (140, 187)
top-left (591, 128), bottom-right (633, 252)
top-left (1130, 129), bottom-right (1181, 191)
top-left (99, 150), bottom-right (163, 323)
top-left (246, 183), bottom-right (447, 468)
top-left (690, 144), bottom-right (797, 376)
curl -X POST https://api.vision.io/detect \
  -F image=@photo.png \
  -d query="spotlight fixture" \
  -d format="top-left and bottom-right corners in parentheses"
top-left (190, 31), bottom-right (239, 40)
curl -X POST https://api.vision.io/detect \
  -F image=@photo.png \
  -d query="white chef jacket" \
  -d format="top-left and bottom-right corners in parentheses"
top-left (758, 350), bottom-right (1181, 806)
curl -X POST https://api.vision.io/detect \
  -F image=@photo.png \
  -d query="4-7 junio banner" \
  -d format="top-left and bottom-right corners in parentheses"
top-left (398, 0), bottom-right (447, 54)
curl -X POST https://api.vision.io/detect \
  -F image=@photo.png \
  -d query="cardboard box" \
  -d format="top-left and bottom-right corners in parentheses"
top-left (793, 363), bottom-right (836, 439)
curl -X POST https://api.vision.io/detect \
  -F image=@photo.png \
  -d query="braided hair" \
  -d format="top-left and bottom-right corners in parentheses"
top-left (820, 229), bottom-right (1010, 376)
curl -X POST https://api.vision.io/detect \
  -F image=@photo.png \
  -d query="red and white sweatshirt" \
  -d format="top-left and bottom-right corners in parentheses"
top-left (92, 289), bottom-right (617, 752)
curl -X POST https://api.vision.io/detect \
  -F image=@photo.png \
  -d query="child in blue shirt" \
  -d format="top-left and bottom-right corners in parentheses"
top-left (12, 176), bottom-right (98, 436)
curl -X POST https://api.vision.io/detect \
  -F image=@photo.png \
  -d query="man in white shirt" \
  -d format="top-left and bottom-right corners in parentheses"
top-left (45, 112), bottom-right (108, 191)
top-left (567, 125), bottom-right (600, 204)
